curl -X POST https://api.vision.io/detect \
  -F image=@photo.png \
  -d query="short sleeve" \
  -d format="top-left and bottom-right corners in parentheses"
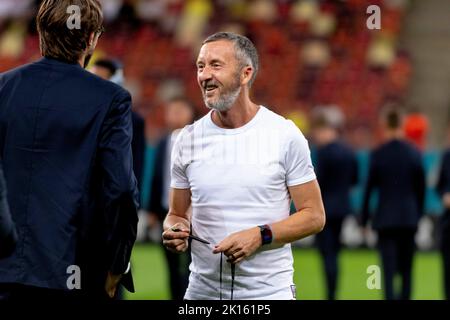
top-left (284, 121), bottom-right (317, 186)
top-left (170, 128), bottom-right (190, 189)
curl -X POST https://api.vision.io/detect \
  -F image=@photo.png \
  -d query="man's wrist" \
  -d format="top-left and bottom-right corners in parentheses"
top-left (258, 224), bottom-right (273, 245)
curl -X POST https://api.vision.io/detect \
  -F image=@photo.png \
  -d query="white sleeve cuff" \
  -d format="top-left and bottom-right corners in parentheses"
top-left (123, 262), bottom-right (131, 275)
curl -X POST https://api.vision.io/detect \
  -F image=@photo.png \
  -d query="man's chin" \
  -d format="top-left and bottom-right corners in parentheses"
top-left (203, 86), bottom-right (240, 112)
top-left (205, 102), bottom-right (232, 112)
top-left (204, 97), bottom-right (216, 109)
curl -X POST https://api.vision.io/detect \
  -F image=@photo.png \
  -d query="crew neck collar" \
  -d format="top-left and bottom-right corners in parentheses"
top-left (206, 105), bottom-right (266, 135)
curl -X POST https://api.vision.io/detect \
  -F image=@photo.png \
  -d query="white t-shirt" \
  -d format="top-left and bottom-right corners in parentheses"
top-left (170, 106), bottom-right (316, 300)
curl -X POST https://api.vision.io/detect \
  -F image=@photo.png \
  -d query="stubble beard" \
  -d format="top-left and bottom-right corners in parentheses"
top-left (204, 78), bottom-right (241, 112)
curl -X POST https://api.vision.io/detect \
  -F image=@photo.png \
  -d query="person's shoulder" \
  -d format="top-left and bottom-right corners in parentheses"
top-left (377, 139), bottom-right (421, 159)
top-left (0, 60), bottom-right (36, 83)
top-left (377, 139), bottom-right (399, 151)
top-left (399, 140), bottom-right (422, 158)
top-left (172, 121), bottom-right (197, 144)
top-left (43, 57), bottom-right (130, 100)
top-left (0, 65), bottom-right (24, 79)
top-left (81, 68), bottom-right (130, 100)
top-left (370, 143), bottom-right (386, 159)
top-left (184, 111), bottom-right (210, 134)
top-left (260, 106), bottom-right (305, 136)
top-left (5, 58), bottom-right (129, 100)
top-left (260, 106), bottom-right (291, 124)
top-left (335, 140), bottom-right (356, 156)
top-left (172, 114), bottom-right (213, 149)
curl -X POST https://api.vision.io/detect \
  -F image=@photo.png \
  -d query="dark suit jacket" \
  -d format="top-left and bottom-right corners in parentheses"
top-left (147, 134), bottom-right (170, 221)
top-left (0, 161), bottom-right (17, 259)
top-left (0, 57), bottom-right (139, 295)
top-left (131, 112), bottom-right (145, 193)
top-left (316, 140), bottom-right (358, 219)
top-left (361, 139), bottom-right (425, 230)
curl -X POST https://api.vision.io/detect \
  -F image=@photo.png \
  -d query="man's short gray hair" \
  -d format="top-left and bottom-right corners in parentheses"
top-left (203, 32), bottom-right (259, 87)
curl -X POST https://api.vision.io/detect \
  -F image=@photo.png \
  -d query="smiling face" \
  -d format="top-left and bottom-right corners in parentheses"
top-left (196, 40), bottom-right (244, 112)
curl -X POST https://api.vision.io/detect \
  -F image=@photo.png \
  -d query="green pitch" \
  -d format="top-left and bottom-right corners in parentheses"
top-left (125, 243), bottom-right (444, 300)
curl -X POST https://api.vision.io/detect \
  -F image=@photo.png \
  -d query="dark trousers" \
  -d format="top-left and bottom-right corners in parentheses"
top-left (316, 217), bottom-right (344, 300)
top-left (440, 212), bottom-right (450, 300)
top-left (0, 283), bottom-right (114, 301)
top-left (163, 246), bottom-right (191, 300)
top-left (377, 228), bottom-right (416, 300)
top-left (0, 283), bottom-right (96, 301)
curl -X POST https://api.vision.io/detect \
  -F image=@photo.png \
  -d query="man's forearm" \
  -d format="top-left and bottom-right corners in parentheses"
top-left (270, 208), bottom-right (325, 245)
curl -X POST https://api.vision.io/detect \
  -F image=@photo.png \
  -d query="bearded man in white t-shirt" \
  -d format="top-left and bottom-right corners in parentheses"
top-left (161, 32), bottom-right (326, 300)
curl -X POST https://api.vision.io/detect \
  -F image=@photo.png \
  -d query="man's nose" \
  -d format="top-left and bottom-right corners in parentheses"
top-left (198, 67), bottom-right (212, 83)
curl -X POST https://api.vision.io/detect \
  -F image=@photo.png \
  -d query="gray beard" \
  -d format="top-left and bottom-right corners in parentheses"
top-left (204, 85), bottom-right (241, 112)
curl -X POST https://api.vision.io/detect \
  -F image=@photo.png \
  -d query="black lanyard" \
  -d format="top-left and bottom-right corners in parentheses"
top-left (219, 252), bottom-right (236, 300)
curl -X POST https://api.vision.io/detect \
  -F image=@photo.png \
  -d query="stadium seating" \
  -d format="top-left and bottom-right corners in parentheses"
top-left (0, 0), bottom-right (410, 144)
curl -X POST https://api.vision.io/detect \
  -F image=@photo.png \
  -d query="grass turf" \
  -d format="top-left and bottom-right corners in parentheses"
top-left (124, 243), bottom-right (444, 300)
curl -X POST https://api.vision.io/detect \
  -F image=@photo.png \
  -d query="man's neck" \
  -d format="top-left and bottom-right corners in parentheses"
top-left (78, 56), bottom-right (85, 68)
top-left (212, 97), bottom-right (260, 129)
top-left (385, 128), bottom-right (403, 141)
top-left (318, 129), bottom-right (338, 146)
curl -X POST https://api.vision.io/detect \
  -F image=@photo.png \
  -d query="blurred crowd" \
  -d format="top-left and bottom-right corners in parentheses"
top-left (0, 0), bottom-right (412, 147)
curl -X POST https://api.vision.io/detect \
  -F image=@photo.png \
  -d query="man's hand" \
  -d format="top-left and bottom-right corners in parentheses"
top-left (105, 271), bottom-right (122, 298)
top-left (162, 223), bottom-right (190, 253)
top-left (213, 227), bottom-right (261, 264)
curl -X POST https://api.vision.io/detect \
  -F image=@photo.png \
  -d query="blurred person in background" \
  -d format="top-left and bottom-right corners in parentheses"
top-left (361, 108), bottom-right (426, 300)
top-left (437, 123), bottom-right (450, 300)
top-left (162, 32), bottom-right (325, 300)
top-left (90, 58), bottom-right (146, 192)
top-left (0, 0), bottom-right (138, 300)
top-left (311, 106), bottom-right (358, 300)
top-left (146, 97), bottom-right (196, 300)
top-left (0, 160), bottom-right (17, 259)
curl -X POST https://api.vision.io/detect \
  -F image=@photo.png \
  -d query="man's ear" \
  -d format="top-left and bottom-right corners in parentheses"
top-left (241, 66), bottom-right (253, 86)
top-left (88, 32), bottom-right (95, 47)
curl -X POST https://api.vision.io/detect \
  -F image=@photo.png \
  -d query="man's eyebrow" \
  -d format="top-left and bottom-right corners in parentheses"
top-left (196, 58), bottom-right (225, 65)
top-left (209, 59), bottom-right (224, 65)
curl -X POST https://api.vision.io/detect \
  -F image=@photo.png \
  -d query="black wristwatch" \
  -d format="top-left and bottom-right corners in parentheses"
top-left (258, 224), bottom-right (273, 245)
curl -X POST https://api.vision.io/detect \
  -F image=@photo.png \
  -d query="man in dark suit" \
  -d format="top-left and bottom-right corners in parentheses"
top-left (361, 108), bottom-right (425, 300)
top-left (0, 161), bottom-right (17, 259)
top-left (311, 106), bottom-right (358, 300)
top-left (147, 97), bottom-right (195, 300)
top-left (437, 127), bottom-right (450, 300)
top-left (0, 0), bottom-right (138, 300)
